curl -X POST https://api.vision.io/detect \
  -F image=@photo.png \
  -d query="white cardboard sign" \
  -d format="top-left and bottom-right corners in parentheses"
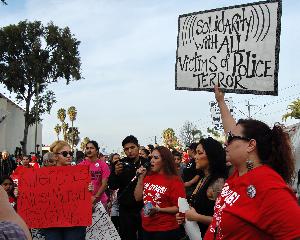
top-left (176, 0), bottom-right (281, 95)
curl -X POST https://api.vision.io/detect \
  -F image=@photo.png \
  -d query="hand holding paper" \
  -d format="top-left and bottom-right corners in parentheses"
top-left (178, 197), bottom-right (202, 240)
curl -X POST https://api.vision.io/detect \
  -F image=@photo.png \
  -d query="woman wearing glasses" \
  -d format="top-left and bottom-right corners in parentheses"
top-left (176, 137), bottom-right (227, 238)
top-left (134, 146), bottom-right (186, 240)
top-left (42, 140), bottom-right (89, 240)
top-left (204, 87), bottom-right (300, 240)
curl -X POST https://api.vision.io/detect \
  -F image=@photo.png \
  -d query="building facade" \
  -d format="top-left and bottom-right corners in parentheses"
top-left (0, 93), bottom-right (42, 155)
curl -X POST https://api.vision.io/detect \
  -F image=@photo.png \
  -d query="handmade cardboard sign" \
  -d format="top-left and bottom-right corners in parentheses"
top-left (86, 202), bottom-right (121, 240)
top-left (18, 165), bottom-right (92, 229)
top-left (176, 0), bottom-right (281, 95)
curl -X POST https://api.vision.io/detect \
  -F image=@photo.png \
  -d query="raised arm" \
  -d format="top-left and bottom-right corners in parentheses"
top-left (214, 86), bottom-right (236, 134)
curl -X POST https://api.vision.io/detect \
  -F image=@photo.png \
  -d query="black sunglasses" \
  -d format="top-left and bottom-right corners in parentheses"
top-left (226, 131), bottom-right (251, 145)
top-left (57, 151), bottom-right (73, 157)
top-left (152, 155), bottom-right (160, 160)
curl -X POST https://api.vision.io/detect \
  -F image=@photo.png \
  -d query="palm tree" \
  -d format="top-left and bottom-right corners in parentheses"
top-left (57, 108), bottom-right (66, 124)
top-left (282, 99), bottom-right (300, 121)
top-left (67, 106), bottom-right (77, 151)
top-left (61, 122), bottom-right (69, 141)
top-left (54, 124), bottom-right (61, 140)
top-left (80, 137), bottom-right (90, 151)
top-left (66, 127), bottom-right (80, 148)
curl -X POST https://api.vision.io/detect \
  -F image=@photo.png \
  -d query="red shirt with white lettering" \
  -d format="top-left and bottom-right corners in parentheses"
top-left (142, 173), bottom-right (185, 232)
top-left (204, 165), bottom-right (300, 240)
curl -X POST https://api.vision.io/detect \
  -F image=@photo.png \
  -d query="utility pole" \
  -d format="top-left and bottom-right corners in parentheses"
top-left (246, 101), bottom-right (256, 119)
top-left (154, 136), bottom-right (157, 144)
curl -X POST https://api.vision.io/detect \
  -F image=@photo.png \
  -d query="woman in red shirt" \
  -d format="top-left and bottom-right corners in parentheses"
top-left (204, 87), bottom-right (300, 240)
top-left (134, 146), bottom-right (186, 240)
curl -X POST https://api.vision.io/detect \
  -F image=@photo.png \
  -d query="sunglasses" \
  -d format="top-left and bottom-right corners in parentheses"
top-left (152, 155), bottom-right (160, 160)
top-left (226, 131), bottom-right (251, 145)
top-left (57, 151), bottom-right (73, 157)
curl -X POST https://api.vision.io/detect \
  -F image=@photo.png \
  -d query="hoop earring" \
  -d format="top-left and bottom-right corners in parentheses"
top-left (246, 159), bottom-right (254, 172)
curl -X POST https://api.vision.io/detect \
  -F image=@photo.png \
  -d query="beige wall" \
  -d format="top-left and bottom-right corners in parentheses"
top-left (0, 96), bottom-right (42, 155)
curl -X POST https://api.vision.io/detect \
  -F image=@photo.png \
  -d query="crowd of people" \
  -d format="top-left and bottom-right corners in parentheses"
top-left (0, 87), bottom-right (300, 240)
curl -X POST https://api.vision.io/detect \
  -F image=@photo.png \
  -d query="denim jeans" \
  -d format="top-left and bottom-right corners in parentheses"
top-left (43, 226), bottom-right (86, 240)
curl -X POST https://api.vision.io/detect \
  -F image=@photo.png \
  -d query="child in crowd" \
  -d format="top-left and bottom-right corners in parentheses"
top-left (0, 176), bottom-right (17, 210)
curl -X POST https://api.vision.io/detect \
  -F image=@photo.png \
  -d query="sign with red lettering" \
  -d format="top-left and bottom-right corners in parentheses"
top-left (18, 165), bottom-right (92, 229)
top-left (176, 0), bottom-right (281, 95)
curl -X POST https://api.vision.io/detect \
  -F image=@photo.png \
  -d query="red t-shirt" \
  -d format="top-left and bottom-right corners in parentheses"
top-left (11, 165), bottom-right (33, 181)
top-left (29, 162), bottom-right (39, 169)
top-left (142, 173), bottom-right (185, 232)
top-left (204, 165), bottom-right (300, 240)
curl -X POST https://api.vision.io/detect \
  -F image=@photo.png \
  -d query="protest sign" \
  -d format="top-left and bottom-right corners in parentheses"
top-left (31, 229), bottom-right (45, 240)
top-left (31, 202), bottom-right (120, 240)
top-left (210, 98), bottom-right (234, 131)
top-left (176, 0), bottom-right (281, 95)
top-left (86, 202), bottom-right (121, 240)
top-left (18, 165), bottom-right (92, 229)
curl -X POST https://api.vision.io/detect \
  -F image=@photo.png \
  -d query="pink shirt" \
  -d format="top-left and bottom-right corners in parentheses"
top-left (79, 159), bottom-right (110, 204)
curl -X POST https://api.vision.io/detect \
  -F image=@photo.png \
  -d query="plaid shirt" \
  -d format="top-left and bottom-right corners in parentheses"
top-left (0, 221), bottom-right (27, 240)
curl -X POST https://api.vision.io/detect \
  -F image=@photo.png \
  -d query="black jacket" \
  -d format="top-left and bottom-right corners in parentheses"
top-left (108, 156), bottom-right (148, 210)
top-left (0, 157), bottom-right (17, 178)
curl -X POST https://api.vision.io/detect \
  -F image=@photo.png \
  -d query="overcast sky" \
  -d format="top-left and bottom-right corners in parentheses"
top-left (0, 0), bottom-right (299, 153)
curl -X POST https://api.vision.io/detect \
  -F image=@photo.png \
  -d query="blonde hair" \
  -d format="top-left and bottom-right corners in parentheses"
top-left (50, 141), bottom-right (70, 154)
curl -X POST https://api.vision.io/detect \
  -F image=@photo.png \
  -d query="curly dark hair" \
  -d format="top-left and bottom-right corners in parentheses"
top-left (199, 137), bottom-right (228, 183)
top-left (237, 119), bottom-right (295, 184)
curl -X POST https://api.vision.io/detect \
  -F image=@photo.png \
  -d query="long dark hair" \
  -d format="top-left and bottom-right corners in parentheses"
top-left (237, 119), bottom-right (295, 184)
top-left (199, 137), bottom-right (228, 183)
top-left (153, 146), bottom-right (178, 176)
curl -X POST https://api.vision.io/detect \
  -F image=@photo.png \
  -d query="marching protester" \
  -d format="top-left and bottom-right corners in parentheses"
top-left (0, 185), bottom-right (31, 240)
top-left (134, 146), bottom-right (185, 240)
top-left (182, 143), bottom-right (202, 199)
top-left (11, 155), bottom-right (33, 180)
top-left (79, 140), bottom-right (110, 207)
top-left (172, 150), bottom-right (185, 178)
top-left (41, 140), bottom-right (92, 240)
top-left (107, 153), bottom-right (121, 232)
top-left (203, 87), bottom-right (300, 239)
top-left (29, 155), bottom-right (40, 169)
top-left (139, 147), bottom-right (150, 160)
top-left (0, 151), bottom-right (17, 178)
top-left (176, 138), bottom-right (227, 238)
top-left (42, 152), bottom-right (56, 167)
top-left (0, 176), bottom-right (17, 210)
top-left (108, 135), bottom-right (148, 240)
